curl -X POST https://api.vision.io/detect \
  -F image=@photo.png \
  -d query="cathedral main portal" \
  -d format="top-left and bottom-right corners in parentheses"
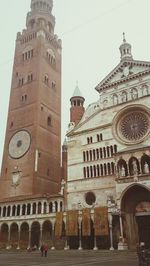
top-left (121, 184), bottom-right (150, 249)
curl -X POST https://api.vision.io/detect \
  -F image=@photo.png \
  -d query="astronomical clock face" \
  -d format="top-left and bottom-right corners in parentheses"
top-left (9, 130), bottom-right (31, 159)
top-left (113, 107), bottom-right (150, 144)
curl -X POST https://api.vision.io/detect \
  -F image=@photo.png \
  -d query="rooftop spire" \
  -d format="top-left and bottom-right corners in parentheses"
top-left (72, 82), bottom-right (83, 98)
top-left (119, 33), bottom-right (133, 61)
top-left (123, 32), bottom-right (126, 42)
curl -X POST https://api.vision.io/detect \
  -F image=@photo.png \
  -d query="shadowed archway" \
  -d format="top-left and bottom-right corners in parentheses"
top-left (121, 184), bottom-right (150, 249)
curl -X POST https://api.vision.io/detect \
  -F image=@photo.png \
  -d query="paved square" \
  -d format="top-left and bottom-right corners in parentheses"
top-left (0, 250), bottom-right (138, 266)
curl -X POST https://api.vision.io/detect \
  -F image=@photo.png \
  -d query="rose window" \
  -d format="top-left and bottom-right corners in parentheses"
top-left (113, 106), bottom-right (150, 145)
top-left (119, 112), bottom-right (149, 141)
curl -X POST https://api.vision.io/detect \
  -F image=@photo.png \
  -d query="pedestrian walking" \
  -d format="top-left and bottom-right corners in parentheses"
top-left (40, 244), bottom-right (44, 257)
top-left (44, 244), bottom-right (48, 257)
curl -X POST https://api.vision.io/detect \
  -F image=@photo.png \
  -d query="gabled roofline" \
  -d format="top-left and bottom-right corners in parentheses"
top-left (95, 59), bottom-right (150, 92)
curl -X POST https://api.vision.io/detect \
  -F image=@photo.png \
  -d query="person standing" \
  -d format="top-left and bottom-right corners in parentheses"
top-left (44, 244), bottom-right (48, 257)
top-left (40, 244), bottom-right (44, 257)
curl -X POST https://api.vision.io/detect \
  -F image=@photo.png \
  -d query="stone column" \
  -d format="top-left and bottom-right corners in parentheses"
top-left (36, 202), bottom-right (38, 215)
top-left (6, 225), bottom-right (11, 250)
top-left (108, 213), bottom-right (114, 250)
top-left (138, 158), bottom-right (142, 174)
top-left (119, 214), bottom-right (124, 240)
top-left (52, 202), bottom-right (56, 213)
top-left (127, 163), bottom-right (130, 176)
top-left (20, 205), bottom-right (22, 216)
top-left (10, 206), bottom-right (13, 217)
top-left (39, 224), bottom-right (43, 248)
top-left (118, 213), bottom-right (128, 250)
top-left (41, 202), bottom-right (44, 214)
top-left (78, 212), bottom-right (82, 250)
top-left (17, 224), bottom-right (21, 250)
top-left (58, 201), bottom-right (60, 212)
top-left (15, 206), bottom-right (17, 217)
top-left (51, 222), bottom-right (55, 250)
top-left (64, 221), bottom-right (69, 250)
top-left (93, 234), bottom-right (98, 250)
top-left (27, 224), bottom-right (31, 250)
top-left (46, 203), bottom-right (49, 214)
top-left (31, 203), bottom-right (33, 215)
top-left (25, 205), bottom-right (28, 216)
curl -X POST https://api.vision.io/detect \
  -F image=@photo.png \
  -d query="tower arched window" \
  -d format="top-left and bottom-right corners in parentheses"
top-left (22, 46), bottom-right (33, 61)
top-left (46, 48), bottom-right (56, 66)
top-left (47, 116), bottom-right (52, 126)
top-left (44, 74), bottom-right (49, 84)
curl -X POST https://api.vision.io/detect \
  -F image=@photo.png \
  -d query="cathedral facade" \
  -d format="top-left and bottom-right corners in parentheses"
top-left (66, 34), bottom-right (150, 250)
top-left (0, 1), bottom-right (149, 251)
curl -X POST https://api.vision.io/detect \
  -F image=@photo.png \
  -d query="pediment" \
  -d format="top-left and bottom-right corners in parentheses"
top-left (96, 59), bottom-right (150, 92)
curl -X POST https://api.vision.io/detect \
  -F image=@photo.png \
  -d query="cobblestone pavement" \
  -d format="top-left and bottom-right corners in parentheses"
top-left (0, 250), bottom-right (138, 266)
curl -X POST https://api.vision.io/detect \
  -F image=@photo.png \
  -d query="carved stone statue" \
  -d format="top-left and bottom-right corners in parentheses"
top-left (132, 160), bottom-right (138, 176)
top-left (120, 165), bottom-right (126, 177)
top-left (60, 179), bottom-right (65, 195)
top-left (144, 162), bottom-right (149, 174)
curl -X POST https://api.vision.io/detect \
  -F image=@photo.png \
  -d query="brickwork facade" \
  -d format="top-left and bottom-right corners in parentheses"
top-left (0, 0), bottom-right (62, 198)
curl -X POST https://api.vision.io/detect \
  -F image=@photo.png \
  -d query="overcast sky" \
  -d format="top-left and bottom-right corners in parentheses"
top-left (0, 0), bottom-right (150, 169)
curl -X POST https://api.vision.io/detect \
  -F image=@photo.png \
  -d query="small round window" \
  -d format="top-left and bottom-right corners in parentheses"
top-left (85, 192), bottom-right (96, 206)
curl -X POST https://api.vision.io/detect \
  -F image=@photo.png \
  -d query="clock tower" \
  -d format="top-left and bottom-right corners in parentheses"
top-left (0, 0), bottom-right (62, 198)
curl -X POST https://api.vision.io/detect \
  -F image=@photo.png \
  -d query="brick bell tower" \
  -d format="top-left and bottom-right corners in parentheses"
top-left (0, 0), bottom-right (62, 198)
top-left (70, 84), bottom-right (85, 126)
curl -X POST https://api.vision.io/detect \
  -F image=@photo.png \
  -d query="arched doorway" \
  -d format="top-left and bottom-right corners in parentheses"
top-left (81, 219), bottom-right (94, 249)
top-left (10, 223), bottom-right (19, 249)
top-left (121, 184), bottom-right (150, 249)
top-left (42, 221), bottom-right (52, 247)
top-left (20, 223), bottom-right (29, 249)
top-left (136, 202), bottom-right (150, 248)
top-left (31, 222), bottom-right (40, 248)
top-left (0, 224), bottom-right (8, 249)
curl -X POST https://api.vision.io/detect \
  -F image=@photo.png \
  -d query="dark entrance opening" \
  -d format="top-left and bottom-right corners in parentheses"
top-left (121, 184), bottom-right (150, 249)
top-left (136, 215), bottom-right (150, 248)
top-left (31, 222), bottom-right (40, 248)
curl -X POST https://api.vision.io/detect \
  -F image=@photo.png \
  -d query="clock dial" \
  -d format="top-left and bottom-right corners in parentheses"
top-left (9, 130), bottom-right (31, 159)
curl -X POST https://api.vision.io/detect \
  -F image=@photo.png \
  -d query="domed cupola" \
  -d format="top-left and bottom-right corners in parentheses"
top-left (119, 33), bottom-right (133, 61)
top-left (70, 83), bottom-right (85, 126)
